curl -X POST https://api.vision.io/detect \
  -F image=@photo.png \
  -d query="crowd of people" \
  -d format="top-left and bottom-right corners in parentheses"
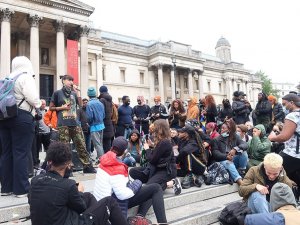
top-left (1, 56), bottom-right (300, 225)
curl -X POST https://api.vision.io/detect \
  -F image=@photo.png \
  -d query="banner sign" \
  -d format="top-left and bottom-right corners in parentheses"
top-left (67, 39), bottom-right (79, 85)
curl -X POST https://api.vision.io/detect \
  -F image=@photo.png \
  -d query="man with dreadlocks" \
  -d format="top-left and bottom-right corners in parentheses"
top-left (176, 122), bottom-right (208, 189)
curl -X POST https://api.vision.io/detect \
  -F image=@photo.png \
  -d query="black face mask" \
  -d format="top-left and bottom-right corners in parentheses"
top-left (137, 100), bottom-right (142, 105)
top-left (63, 166), bottom-right (73, 179)
top-left (125, 102), bottom-right (130, 106)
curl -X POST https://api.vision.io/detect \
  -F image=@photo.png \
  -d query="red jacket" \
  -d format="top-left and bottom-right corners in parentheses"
top-left (99, 151), bottom-right (128, 177)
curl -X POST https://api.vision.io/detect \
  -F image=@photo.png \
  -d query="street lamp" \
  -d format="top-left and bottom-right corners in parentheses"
top-left (171, 55), bottom-right (177, 99)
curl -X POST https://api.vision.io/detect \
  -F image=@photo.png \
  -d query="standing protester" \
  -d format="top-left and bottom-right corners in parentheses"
top-left (168, 99), bottom-right (186, 129)
top-left (98, 85), bottom-right (115, 152)
top-left (77, 98), bottom-right (91, 154)
top-left (133, 96), bottom-right (151, 135)
top-left (239, 91), bottom-right (252, 122)
top-left (86, 87), bottom-right (105, 162)
top-left (36, 99), bottom-right (51, 158)
top-left (218, 98), bottom-right (234, 122)
top-left (268, 95), bottom-right (285, 126)
top-left (0, 56), bottom-right (41, 197)
top-left (150, 96), bottom-right (168, 122)
top-left (202, 94), bottom-right (218, 123)
top-left (268, 93), bottom-right (300, 192)
top-left (49, 75), bottom-right (95, 173)
top-left (254, 92), bottom-right (272, 132)
top-left (232, 91), bottom-right (249, 125)
top-left (29, 141), bottom-right (128, 225)
top-left (116, 96), bottom-right (134, 139)
top-left (186, 96), bottom-right (199, 121)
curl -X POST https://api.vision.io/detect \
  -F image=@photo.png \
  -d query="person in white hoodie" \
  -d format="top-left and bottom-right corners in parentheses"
top-left (0, 56), bottom-right (41, 198)
top-left (93, 136), bottom-right (168, 225)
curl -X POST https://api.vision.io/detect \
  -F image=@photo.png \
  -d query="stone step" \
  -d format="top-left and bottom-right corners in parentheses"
top-left (148, 192), bottom-right (241, 225)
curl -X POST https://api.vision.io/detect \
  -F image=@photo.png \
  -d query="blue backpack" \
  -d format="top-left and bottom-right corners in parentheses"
top-left (0, 73), bottom-right (25, 120)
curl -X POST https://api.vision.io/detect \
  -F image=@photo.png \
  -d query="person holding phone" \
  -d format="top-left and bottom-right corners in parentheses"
top-left (239, 153), bottom-right (293, 214)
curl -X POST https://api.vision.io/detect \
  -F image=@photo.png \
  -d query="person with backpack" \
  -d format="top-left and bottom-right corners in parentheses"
top-left (239, 153), bottom-right (293, 214)
top-left (268, 93), bottom-right (300, 196)
top-left (0, 56), bottom-right (41, 197)
top-left (133, 95), bottom-right (151, 135)
top-left (98, 85), bottom-right (115, 152)
top-left (49, 75), bottom-right (95, 174)
top-left (211, 118), bottom-right (248, 185)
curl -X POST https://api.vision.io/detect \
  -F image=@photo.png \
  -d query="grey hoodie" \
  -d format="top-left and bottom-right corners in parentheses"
top-left (270, 182), bottom-right (297, 212)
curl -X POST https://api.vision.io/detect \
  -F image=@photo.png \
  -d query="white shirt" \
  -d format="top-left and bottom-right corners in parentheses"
top-left (283, 111), bottom-right (300, 158)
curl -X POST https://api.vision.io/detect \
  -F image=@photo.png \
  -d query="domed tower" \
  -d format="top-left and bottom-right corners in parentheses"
top-left (215, 37), bottom-right (231, 64)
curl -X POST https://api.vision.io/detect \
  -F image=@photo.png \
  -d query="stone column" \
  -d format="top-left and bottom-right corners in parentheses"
top-left (157, 64), bottom-right (164, 103)
top-left (79, 25), bottom-right (90, 97)
top-left (148, 67), bottom-right (155, 104)
top-left (96, 53), bottom-right (103, 93)
top-left (198, 71), bottom-right (204, 99)
top-left (224, 76), bottom-right (231, 100)
top-left (242, 79), bottom-right (246, 93)
top-left (233, 79), bottom-right (237, 92)
top-left (188, 69), bottom-right (193, 97)
top-left (0, 8), bottom-right (14, 78)
top-left (54, 20), bottom-right (66, 90)
top-left (170, 66), bottom-right (175, 100)
top-left (28, 14), bottom-right (42, 94)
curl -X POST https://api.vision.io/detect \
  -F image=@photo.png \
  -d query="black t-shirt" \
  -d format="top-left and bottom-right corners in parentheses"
top-left (51, 89), bottom-right (79, 127)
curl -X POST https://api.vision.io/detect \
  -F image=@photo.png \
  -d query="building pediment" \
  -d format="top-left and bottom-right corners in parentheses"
top-left (29, 0), bottom-right (94, 16)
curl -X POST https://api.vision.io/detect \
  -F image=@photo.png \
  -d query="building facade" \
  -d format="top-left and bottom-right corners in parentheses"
top-left (272, 82), bottom-right (298, 102)
top-left (0, 0), bottom-right (262, 106)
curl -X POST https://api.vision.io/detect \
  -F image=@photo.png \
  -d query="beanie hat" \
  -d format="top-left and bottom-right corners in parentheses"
top-left (112, 137), bottom-right (128, 154)
top-left (270, 182), bottom-right (297, 211)
top-left (99, 85), bottom-right (108, 93)
top-left (87, 87), bottom-right (96, 97)
top-left (233, 91), bottom-right (240, 97)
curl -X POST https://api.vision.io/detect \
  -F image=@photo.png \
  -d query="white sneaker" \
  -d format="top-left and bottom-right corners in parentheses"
top-left (172, 178), bottom-right (182, 195)
top-left (15, 193), bottom-right (28, 198)
top-left (1, 192), bottom-right (13, 196)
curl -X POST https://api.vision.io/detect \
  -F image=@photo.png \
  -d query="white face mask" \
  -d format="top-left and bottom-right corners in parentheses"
top-left (236, 131), bottom-right (241, 137)
top-left (221, 132), bottom-right (229, 137)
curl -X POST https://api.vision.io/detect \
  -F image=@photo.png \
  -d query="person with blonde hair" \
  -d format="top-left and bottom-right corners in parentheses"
top-left (239, 153), bottom-right (293, 214)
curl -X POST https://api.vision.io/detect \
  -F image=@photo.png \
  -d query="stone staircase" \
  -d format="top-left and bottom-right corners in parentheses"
top-left (0, 172), bottom-right (241, 225)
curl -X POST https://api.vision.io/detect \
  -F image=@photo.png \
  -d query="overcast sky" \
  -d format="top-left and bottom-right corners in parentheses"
top-left (86, 0), bottom-right (300, 85)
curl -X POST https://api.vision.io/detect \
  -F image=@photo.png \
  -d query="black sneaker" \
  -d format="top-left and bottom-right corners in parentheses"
top-left (181, 174), bottom-right (194, 189)
top-left (194, 175), bottom-right (204, 188)
top-left (83, 165), bottom-right (96, 173)
top-left (172, 178), bottom-right (182, 195)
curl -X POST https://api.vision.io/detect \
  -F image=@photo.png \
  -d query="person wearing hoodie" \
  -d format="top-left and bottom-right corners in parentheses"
top-left (93, 136), bottom-right (168, 225)
top-left (247, 124), bottom-right (272, 168)
top-left (244, 182), bottom-right (300, 225)
top-left (239, 153), bottom-right (293, 214)
top-left (186, 96), bottom-right (199, 121)
top-left (0, 56), bottom-right (41, 197)
top-left (254, 93), bottom-right (272, 131)
top-left (98, 85), bottom-right (115, 152)
top-left (86, 87), bottom-right (105, 162)
top-left (205, 122), bottom-right (220, 140)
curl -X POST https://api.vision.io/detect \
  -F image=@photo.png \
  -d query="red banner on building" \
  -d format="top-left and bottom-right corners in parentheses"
top-left (67, 39), bottom-right (79, 85)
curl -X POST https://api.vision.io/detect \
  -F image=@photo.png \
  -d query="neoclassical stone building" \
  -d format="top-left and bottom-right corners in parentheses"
top-left (0, 0), bottom-right (262, 106)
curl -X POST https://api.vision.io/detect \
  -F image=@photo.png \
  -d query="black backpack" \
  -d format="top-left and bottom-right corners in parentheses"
top-left (219, 201), bottom-right (252, 225)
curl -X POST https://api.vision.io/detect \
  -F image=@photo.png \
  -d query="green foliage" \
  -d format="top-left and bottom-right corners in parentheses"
top-left (255, 70), bottom-right (280, 98)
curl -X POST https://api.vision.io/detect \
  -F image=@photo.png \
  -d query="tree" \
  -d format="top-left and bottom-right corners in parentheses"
top-left (255, 70), bottom-right (280, 98)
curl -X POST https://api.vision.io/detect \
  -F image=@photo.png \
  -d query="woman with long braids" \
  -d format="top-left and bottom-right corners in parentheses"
top-left (168, 99), bottom-right (186, 129)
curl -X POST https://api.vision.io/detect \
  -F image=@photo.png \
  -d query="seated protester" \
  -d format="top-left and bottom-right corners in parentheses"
top-left (245, 183), bottom-right (299, 225)
top-left (170, 128), bottom-right (180, 157)
top-left (176, 125), bottom-right (207, 189)
top-left (123, 129), bottom-right (142, 167)
top-left (270, 122), bottom-right (285, 154)
top-left (245, 121), bottom-right (254, 137)
top-left (205, 122), bottom-right (220, 139)
top-left (247, 124), bottom-right (271, 168)
top-left (236, 124), bottom-right (252, 143)
top-left (239, 153), bottom-right (293, 214)
top-left (93, 136), bottom-right (167, 224)
top-left (29, 141), bottom-right (128, 225)
top-left (129, 119), bottom-right (179, 195)
top-left (211, 118), bottom-right (248, 185)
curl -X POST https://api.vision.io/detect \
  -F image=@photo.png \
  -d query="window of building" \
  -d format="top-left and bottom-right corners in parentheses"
top-left (88, 62), bottom-right (92, 76)
top-left (207, 80), bottom-right (211, 92)
top-left (40, 74), bottom-right (54, 105)
top-left (218, 82), bottom-right (222, 93)
top-left (237, 83), bottom-right (240, 91)
top-left (184, 77), bottom-right (188, 88)
top-left (102, 65), bottom-right (106, 81)
top-left (140, 72), bottom-right (145, 84)
top-left (120, 69), bottom-right (126, 83)
top-left (282, 92), bottom-right (284, 96)
top-left (155, 74), bottom-right (159, 85)
top-left (195, 80), bottom-right (199, 90)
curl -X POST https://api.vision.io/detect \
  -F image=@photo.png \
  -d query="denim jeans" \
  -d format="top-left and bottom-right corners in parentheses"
top-left (124, 127), bottom-right (132, 140)
top-left (233, 151), bottom-right (248, 170)
top-left (220, 160), bottom-right (242, 182)
top-left (247, 191), bottom-right (270, 213)
top-left (123, 155), bottom-right (136, 167)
